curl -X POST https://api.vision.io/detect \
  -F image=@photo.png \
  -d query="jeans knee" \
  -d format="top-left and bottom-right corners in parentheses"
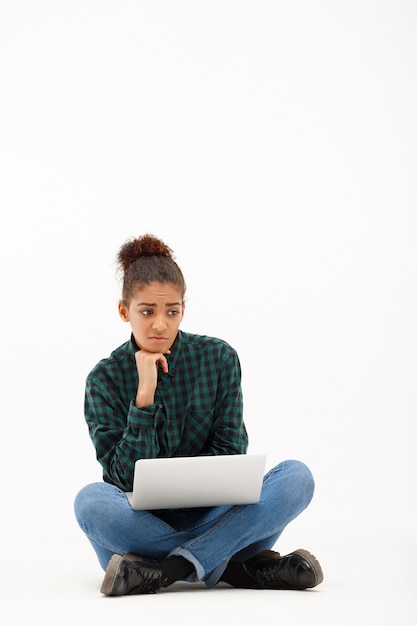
top-left (282, 459), bottom-right (315, 506)
top-left (74, 483), bottom-right (103, 528)
top-left (296, 460), bottom-right (314, 501)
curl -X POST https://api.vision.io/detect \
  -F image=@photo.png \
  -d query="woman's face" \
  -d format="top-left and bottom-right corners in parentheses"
top-left (118, 281), bottom-right (184, 353)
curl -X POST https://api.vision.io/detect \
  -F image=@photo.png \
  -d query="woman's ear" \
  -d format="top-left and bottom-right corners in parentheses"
top-left (118, 300), bottom-right (130, 322)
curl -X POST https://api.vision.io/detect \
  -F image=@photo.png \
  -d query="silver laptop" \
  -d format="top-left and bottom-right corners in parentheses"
top-left (125, 454), bottom-right (267, 510)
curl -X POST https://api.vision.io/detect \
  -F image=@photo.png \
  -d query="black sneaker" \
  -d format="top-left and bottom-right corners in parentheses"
top-left (100, 553), bottom-right (163, 596)
top-left (242, 549), bottom-right (324, 590)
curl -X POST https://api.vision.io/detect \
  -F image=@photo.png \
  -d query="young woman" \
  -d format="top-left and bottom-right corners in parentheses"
top-left (74, 234), bottom-right (323, 595)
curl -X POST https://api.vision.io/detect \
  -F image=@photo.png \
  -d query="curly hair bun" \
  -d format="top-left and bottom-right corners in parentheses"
top-left (118, 234), bottom-right (174, 273)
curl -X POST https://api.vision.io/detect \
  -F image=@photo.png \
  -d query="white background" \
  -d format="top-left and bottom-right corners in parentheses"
top-left (0, 1), bottom-right (416, 624)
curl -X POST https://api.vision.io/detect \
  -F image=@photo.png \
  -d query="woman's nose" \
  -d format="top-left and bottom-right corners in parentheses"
top-left (152, 315), bottom-right (167, 331)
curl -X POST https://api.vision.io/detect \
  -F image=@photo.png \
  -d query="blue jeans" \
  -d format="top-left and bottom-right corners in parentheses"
top-left (74, 459), bottom-right (314, 587)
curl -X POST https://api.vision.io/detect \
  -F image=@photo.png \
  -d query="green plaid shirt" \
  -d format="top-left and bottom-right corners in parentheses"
top-left (85, 330), bottom-right (248, 490)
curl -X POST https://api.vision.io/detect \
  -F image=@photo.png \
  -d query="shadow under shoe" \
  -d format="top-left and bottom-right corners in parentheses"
top-left (100, 553), bottom-right (163, 596)
top-left (242, 548), bottom-right (324, 590)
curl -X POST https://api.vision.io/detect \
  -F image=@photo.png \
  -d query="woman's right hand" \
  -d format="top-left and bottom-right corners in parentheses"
top-left (134, 349), bottom-right (170, 407)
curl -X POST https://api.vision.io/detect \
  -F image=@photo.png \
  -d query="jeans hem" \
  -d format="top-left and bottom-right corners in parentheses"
top-left (172, 547), bottom-right (205, 582)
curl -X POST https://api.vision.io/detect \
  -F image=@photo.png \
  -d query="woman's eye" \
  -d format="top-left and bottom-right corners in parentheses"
top-left (139, 309), bottom-right (180, 316)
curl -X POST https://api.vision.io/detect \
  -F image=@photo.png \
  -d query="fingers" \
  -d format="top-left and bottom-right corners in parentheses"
top-left (158, 354), bottom-right (169, 373)
top-left (135, 349), bottom-right (170, 373)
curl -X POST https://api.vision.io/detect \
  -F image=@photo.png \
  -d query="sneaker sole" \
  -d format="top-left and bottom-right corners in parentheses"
top-left (291, 549), bottom-right (324, 587)
top-left (100, 554), bottom-right (124, 596)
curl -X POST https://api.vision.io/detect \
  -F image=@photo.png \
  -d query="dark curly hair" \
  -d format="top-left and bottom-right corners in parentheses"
top-left (117, 234), bottom-right (186, 304)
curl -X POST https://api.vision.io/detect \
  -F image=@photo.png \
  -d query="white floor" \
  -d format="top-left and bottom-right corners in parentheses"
top-left (2, 523), bottom-right (416, 626)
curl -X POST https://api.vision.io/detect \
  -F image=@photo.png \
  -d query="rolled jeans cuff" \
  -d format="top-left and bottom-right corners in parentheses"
top-left (171, 547), bottom-right (205, 582)
top-left (170, 547), bottom-right (228, 588)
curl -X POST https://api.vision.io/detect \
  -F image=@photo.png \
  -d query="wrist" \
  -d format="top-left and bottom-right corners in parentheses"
top-left (135, 389), bottom-right (155, 408)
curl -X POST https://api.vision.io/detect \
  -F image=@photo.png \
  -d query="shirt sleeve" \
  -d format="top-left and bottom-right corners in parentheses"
top-left (205, 346), bottom-right (249, 455)
top-left (84, 372), bottom-right (162, 491)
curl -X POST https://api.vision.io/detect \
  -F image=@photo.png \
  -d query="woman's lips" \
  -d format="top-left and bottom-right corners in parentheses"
top-left (149, 336), bottom-right (168, 344)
